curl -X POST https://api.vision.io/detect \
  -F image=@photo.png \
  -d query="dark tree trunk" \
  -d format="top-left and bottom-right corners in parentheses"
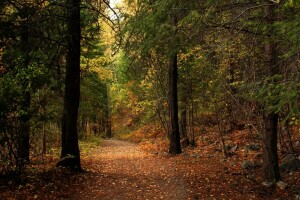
top-left (168, 53), bottom-right (181, 154)
top-left (180, 98), bottom-right (188, 139)
top-left (41, 93), bottom-right (47, 155)
top-left (261, 1), bottom-right (280, 182)
top-left (57, 0), bottom-right (81, 170)
top-left (180, 95), bottom-right (189, 147)
top-left (105, 85), bottom-right (112, 138)
top-left (18, 92), bottom-right (30, 165)
top-left (262, 112), bottom-right (280, 181)
top-left (18, 7), bottom-right (31, 165)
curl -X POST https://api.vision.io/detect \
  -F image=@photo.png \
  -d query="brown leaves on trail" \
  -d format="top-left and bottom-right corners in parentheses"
top-left (1, 136), bottom-right (299, 200)
top-left (78, 139), bottom-right (188, 200)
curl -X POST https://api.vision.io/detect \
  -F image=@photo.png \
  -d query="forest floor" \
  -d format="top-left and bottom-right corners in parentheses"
top-left (1, 137), bottom-right (300, 200)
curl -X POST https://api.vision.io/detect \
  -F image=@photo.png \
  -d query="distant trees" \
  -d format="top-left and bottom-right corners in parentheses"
top-left (120, 0), bottom-right (186, 154)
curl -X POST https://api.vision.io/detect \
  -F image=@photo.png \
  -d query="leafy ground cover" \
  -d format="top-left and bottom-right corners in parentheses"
top-left (0, 130), bottom-right (299, 200)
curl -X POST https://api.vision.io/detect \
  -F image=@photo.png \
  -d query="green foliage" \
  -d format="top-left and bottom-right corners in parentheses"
top-left (255, 75), bottom-right (300, 118)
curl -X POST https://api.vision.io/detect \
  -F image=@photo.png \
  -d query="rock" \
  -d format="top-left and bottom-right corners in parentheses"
top-left (241, 160), bottom-right (256, 170)
top-left (282, 154), bottom-right (296, 163)
top-left (295, 141), bottom-right (300, 148)
top-left (262, 181), bottom-right (275, 188)
top-left (191, 153), bottom-right (200, 158)
top-left (295, 194), bottom-right (300, 200)
top-left (292, 186), bottom-right (300, 196)
top-left (245, 144), bottom-right (261, 151)
top-left (225, 145), bottom-right (232, 151)
top-left (276, 181), bottom-right (288, 189)
top-left (280, 156), bottom-right (300, 172)
top-left (183, 151), bottom-right (189, 158)
top-left (229, 144), bottom-right (238, 153)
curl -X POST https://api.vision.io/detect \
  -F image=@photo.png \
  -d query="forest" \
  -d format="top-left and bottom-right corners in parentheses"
top-left (0, 0), bottom-right (300, 199)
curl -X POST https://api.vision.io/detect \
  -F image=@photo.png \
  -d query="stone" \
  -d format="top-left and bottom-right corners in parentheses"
top-left (280, 156), bottom-right (300, 172)
top-left (262, 181), bottom-right (275, 188)
top-left (229, 145), bottom-right (238, 153)
top-left (276, 181), bottom-right (288, 190)
top-left (282, 154), bottom-right (296, 163)
top-left (225, 145), bottom-right (232, 151)
top-left (183, 152), bottom-right (189, 158)
top-left (245, 144), bottom-right (261, 151)
top-left (292, 186), bottom-right (300, 196)
top-left (241, 160), bottom-right (256, 170)
top-left (191, 153), bottom-right (200, 158)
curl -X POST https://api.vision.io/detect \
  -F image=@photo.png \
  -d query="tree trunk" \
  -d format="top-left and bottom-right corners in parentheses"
top-left (168, 53), bottom-right (181, 154)
top-left (18, 7), bottom-right (31, 166)
top-left (179, 96), bottom-right (188, 140)
top-left (41, 92), bottom-right (47, 155)
top-left (57, 0), bottom-right (81, 170)
top-left (262, 113), bottom-right (280, 181)
top-left (261, 1), bottom-right (280, 181)
top-left (105, 85), bottom-right (112, 138)
top-left (18, 92), bottom-right (30, 165)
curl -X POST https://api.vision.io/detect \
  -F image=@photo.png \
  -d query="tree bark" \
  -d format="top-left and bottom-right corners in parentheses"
top-left (105, 85), bottom-right (112, 138)
top-left (179, 94), bottom-right (190, 147)
top-left (261, 1), bottom-right (280, 181)
top-left (168, 53), bottom-right (181, 154)
top-left (57, 0), bottom-right (81, 170)
top-left (179, 96), bottom-right (188, 140)
top-left (18, 92), bottom-right (30, 165)
top-left (41, 92), bottom-right (47, 155)
top-left (18, 6), bottom-right (31, 166)
top-left (262, 112), bottom-right (280, 181)
top-left (168, 1), bottom-right (181, 154)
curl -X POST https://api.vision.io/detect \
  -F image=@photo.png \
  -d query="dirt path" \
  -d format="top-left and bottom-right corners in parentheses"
top-left (77, 139), bottom-right (189, 200)
top-left (1, 138), bottom-right (297, 199)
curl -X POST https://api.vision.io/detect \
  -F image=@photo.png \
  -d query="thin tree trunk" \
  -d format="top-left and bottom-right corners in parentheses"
top-left (41, 92), bottom-right (47, 155)
top-left (105, 85), bottom-right (112, 138)
top-left (42, 124), bottom-right (46, 154)
top-left (57, 0), bottom-right (81, 170)
top-left (261, 1), bottom-right (280, 181)
top-left (180, 96), bottom-right (188, 139)
top-left (180, 95), bottom-right (190, 147)
top-left (285, 120), bottom-right (295, 153)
